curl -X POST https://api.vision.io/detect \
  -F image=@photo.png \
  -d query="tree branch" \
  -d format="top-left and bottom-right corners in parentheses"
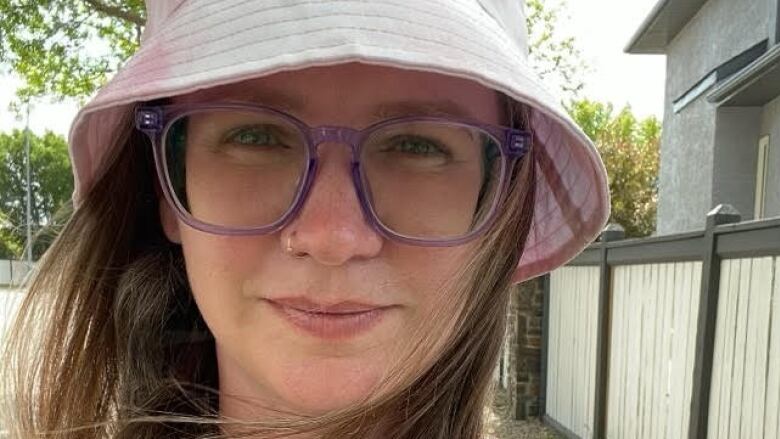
top-left (82, 0), bottom-right (144, 26)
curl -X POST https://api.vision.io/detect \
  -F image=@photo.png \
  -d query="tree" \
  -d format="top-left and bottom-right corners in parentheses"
top-left (0, 211), bottom-right (22, 259)
top-left (0, 0), bottom-right (145, 102)
top-left (567, 99), bottom-right (661, 238)
top-left (0, 130), bottom-right (73, 259)
top-left (525, 0), bottom-right (588, 101)
top-left (1, 1), bottom-right (585, 103)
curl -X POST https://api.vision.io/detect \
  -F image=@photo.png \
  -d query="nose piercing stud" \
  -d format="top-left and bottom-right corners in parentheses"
top-left (286, 233), bottom-right (304, 258)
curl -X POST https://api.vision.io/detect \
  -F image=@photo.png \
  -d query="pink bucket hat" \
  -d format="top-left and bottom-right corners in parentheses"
top-left (67, 0), bottom-right (610, 284)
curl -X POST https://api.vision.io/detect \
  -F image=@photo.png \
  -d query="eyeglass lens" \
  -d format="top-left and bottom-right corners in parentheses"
top-left (164, 108), bottom-right (504, 240)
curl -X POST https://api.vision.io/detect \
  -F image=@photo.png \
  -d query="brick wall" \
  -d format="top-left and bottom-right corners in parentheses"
top-left (494, 276), bottom-right (545, 420)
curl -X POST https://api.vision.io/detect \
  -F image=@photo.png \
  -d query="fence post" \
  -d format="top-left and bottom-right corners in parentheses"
top-left (593, 223), bottom-right (624, 439)
top-left (688, 204), bottom-right (741, 439)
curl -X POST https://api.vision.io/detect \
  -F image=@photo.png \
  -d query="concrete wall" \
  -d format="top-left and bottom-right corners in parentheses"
top-left (657, 96), bottom-right (716, 234)
top-left (761, 95), bottom-right (780, 217)
top-left (665, 0), bottom-right (772, 100)
top-left (712, 107), bottom-right (763, 219)
top-left (657, 0), bottom-right (775, 234)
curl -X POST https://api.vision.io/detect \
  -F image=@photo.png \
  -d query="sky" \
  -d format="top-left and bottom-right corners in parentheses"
top-left (564, 0), bottom-right (666, 118)
top-left (0, 0), bottom-right (666, 137)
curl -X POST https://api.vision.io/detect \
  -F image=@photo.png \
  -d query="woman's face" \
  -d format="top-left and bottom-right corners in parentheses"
top-left (161, 62), bottom-right (502, 418)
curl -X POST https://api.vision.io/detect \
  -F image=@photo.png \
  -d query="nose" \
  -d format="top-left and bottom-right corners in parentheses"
top-left (280, 143), bottom-right (383, 265)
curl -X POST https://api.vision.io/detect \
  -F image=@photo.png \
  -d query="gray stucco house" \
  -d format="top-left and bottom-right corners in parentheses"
top-left (626, 0), bottom-right (780, 235)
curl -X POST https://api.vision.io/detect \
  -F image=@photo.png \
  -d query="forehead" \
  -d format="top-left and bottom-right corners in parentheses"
top-left (174, 62), bottom-right (503, 125)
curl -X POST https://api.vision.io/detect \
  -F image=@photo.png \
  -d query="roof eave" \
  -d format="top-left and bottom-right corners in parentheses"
top-left (625, 0), bottom-right (708, 55)
top-left (625, 0), bottom-right (672, 54)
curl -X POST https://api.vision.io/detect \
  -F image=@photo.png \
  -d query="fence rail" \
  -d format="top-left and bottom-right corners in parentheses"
top-left (542, 206), bottom-right (780, 439)
top-left (0, 259), bottom-right (32, 287)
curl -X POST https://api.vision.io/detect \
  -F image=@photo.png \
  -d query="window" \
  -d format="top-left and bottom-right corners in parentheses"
top-left (673, 72), bottom-right (717, 113)
top-left (754, 135), bottom-right (770, 219)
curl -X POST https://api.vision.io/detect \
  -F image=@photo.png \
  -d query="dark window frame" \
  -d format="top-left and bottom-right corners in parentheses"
top-left (776, 0), bottom-right (780, 44)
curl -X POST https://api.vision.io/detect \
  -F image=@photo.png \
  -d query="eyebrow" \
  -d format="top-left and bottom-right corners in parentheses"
top-left (216, 88), bottom-right (306, 112)
top-left (371, 99), bottom-right (474, 121)
top-left (214, 88), bottom-right (476, 122)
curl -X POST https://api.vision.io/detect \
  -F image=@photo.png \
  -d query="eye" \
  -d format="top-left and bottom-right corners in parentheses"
top-left (224, 125), bottom-right (284, 147)
top-left (386, 135), bottom-right (450, 156)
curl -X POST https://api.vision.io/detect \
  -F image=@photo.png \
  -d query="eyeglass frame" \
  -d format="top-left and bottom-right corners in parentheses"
top-left (134, 102), bottom-right (531, 247)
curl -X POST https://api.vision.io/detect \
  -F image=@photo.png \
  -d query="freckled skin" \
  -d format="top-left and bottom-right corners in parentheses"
top-left (159, 62), bottom-right (502, 419)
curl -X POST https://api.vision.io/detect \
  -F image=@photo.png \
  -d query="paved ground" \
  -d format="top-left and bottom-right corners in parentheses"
top-left (484, 388), bottom-right (562, 439)
top-left (484, 411), bottom-right (561, 438)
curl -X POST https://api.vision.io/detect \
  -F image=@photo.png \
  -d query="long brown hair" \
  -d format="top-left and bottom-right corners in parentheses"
top-left (1, 94), bottom-right (536, 438)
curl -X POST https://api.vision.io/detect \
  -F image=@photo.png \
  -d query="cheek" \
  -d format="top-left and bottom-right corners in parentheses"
top-left (382, 243), bottom-right (475, 304)
top-left (396, 245), bottom-right (475, 341)
top-left (178, 229), bottom-right (273, 339)
top-left (179, 230), bottom-right (265, 293)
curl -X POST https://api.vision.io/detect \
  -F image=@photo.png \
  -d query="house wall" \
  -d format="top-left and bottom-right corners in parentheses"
top-left (657, 0), bottom-right (774, 234)
top-left (658, 96), bottom-right (715, 234)
top-left (666, 0), bottom-right (772, 100)
top-left (761, 95), bottom-right (780, 217)
top-left (712, 107), bottom-right (763, 219)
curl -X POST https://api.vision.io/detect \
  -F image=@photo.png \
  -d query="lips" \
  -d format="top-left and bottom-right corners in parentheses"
top-left (265, 296), bottom-right (391, 314)
top-left (262, 296), bottom-right (397, 339)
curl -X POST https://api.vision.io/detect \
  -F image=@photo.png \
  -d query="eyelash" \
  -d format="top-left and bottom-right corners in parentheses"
top-left (385, 135), bottom-right (450, 156)
top-left (224, 126), bottom-right (283, 147)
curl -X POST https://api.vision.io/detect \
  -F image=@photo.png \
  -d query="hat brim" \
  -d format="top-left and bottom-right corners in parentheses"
top-left (68, 0), bottom-right (610, 283)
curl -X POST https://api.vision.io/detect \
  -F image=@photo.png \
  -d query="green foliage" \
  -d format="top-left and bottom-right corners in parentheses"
top-left (0, 130), bottom-right (73, 259)
top-left (1, 0), bottom-right (583, 104)
top-left (567, 99), bottom-right (662, 238)
top-left (0, 0), bottom-right (144, 102)
top-left (525, 0), bottom-right (588, 101)
top-left (0, 211), bottom-right (22, 259)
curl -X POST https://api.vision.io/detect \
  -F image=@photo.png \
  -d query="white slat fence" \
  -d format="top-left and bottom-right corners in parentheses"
top-left (546, 266), bottom-right (600, 438)
top-left (541, 211), bottom-right (779, 439)
top-left (708, 257), bottom-right (780, 439)
top-left (605, 262), bottom-right (701, 439)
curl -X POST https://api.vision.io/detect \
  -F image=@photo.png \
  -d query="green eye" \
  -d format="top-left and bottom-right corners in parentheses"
top-left (389, 136), bottom-right (449, 156)
top-left (225, 126), bottom-right (282, 147)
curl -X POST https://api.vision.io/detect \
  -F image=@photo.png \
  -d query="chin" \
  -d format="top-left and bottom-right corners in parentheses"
top-left (274, 356), bottom-right (387, 414)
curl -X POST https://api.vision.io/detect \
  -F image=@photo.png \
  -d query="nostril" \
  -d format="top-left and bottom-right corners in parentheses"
top-left (285, 227), bottom-right (379, 266)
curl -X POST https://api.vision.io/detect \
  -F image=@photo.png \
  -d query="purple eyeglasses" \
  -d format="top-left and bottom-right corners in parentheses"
top-left (135, 102), bottom-right (530, 247)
